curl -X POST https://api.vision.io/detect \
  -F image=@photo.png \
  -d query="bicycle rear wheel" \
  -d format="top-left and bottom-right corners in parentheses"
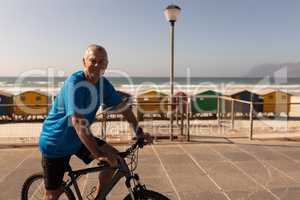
top-left (21, 172), bottom-right (75, 200)
top-left (123, 189), bottom-right (170, 200)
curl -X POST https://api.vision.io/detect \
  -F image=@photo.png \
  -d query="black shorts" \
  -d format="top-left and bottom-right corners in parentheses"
top-left (42, 137), bottom-right (106, 190)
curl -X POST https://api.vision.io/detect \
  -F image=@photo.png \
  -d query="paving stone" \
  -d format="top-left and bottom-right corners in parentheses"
top-left (1, 141), bottom-right (300, 200)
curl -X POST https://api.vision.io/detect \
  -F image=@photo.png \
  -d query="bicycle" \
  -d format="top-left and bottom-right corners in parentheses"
top-left (21, 140), bottom-right (170, 200)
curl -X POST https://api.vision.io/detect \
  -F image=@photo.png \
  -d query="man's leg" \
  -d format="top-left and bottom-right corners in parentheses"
top-left (76, 138), bottom-right (122, 199)
top-left (95, 169), bottom-right (115, 199)
top-left (42, 156), bottom-right (70, 200)
top-left (43, 188), bottom-right (63, 200)
top-left (95, 143), bottom-right (120, 197)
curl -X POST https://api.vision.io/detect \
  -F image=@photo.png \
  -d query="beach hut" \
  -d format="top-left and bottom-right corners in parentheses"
top-left (136, 90), bottom-right (169, 121)
top-left (172, 91), bottom-right (188, 114)
top-left (261, 90), bottom-right (291, 116)
top-left (230, 90), bottom-right (263, 115)
top-left (13, 90), bottom-right (50, 119)
top-left (0, 91), bottom-right (13, 119)
top-left (191, 90), bottom-right (222, 117)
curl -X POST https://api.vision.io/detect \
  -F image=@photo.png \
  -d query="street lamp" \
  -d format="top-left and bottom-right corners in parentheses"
top-left (164, 4), bottom-right (181, 141)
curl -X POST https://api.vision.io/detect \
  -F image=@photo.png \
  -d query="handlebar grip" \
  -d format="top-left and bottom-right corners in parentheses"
top-left (137, 138), bottom-right (145, 148)
top-left (118, 152), bottom-right (128, 158)
top-left (118, 141), bottom-right (139, 157)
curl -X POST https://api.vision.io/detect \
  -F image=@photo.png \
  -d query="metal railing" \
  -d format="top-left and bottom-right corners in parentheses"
top-left (1, 97), bottom-right (300, 141)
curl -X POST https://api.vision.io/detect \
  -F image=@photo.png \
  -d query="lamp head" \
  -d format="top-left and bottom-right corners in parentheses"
top-left (164, 4), bottom-right (181, 23)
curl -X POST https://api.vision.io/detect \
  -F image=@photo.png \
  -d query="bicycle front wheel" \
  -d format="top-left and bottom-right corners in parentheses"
top-left (123, 189), bottom-right (170, 200)
top-left (21, 172), bottom-right (75, 200)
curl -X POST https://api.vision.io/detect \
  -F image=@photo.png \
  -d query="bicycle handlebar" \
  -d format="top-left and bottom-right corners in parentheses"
top-left (96, 139), bottom-right (146, 168)
top-left (118, 139), bottom-right (145, 158)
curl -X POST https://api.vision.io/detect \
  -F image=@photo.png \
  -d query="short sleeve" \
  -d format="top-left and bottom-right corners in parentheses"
top-left (64, 79), bottom-right (83, 116)
top-left (102, 77), bottom-right (123, 108)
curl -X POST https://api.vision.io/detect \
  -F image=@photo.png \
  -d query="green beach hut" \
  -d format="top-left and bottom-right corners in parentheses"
top-left (191, 90), bottom-right (222, 116)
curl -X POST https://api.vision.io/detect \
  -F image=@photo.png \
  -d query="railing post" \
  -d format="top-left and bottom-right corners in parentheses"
top-left (249, 103), bottom-right (253, 140)
top-left (231, 99), bottom-right (235, 129)
top-left (217, 96), bottom-right (220, 128)
top-left (104, 115), bottom-right (107, 140)
top-left (100, 105), bottom-right (107, 141)
top-left (187, 96), bottom-right (191, 141)
top-left (176, 97), bottom-right (179, 126)
top-left (169, 98), bottom-right (173, 141)
top-left (100, 113), bottom-right (107, 141)
top-left (179, 97), bottom-right (184, 136)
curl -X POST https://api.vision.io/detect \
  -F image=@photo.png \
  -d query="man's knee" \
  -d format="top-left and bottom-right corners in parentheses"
top-left (98, 169), bottom-right (115, 182)
top-left (99, 169), bottom-right (114, 177)
top-left (44, 188), bottom-right (62, 200)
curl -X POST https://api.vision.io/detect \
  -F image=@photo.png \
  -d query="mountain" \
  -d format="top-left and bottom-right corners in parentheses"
top-left (246, 62), bottom-right (300, 78)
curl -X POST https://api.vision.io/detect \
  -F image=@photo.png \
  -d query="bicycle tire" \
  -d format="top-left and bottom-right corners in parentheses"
top-left (123, 189), bottom-right (170, 200)
top-left (21, 172), bottom-right (75, 200)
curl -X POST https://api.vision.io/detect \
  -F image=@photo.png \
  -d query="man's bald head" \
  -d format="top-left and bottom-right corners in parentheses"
top-left (83, 44), bottom-right (108, 84)
top-left (83, 44), bottom-right (107, 62)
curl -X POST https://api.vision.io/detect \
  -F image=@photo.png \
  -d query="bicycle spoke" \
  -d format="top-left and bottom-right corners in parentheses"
top-left (27, 179), bottom-right (70, 200)
top-left (29, 180), bottom-right (44, 200)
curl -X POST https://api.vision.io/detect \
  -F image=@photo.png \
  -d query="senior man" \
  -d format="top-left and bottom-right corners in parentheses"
top-left (39, 44), bottom-right (148, 200)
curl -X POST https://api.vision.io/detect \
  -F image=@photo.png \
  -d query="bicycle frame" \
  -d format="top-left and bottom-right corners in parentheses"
top-left (64, 161), bottom-right (134, 200)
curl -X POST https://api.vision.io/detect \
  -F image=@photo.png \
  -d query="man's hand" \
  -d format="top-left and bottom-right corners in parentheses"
top-left (135, 127), bottom-right (153, 147)
top-left (140, 132), bottom-right (153, 144)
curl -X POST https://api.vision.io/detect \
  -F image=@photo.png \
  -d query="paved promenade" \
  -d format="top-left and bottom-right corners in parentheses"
top-left (1, 138), bottom-right (300, 200)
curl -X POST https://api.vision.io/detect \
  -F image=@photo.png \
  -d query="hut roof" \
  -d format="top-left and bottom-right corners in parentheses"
top-left (256, 89), bottom-right (274, 96)
top-left (196, 90), bottom-right (222, 96)
top-left (191, 89), bottom-right (208, 95)
top-left (0, 90), bottom-right (13, 97)
top-left (16, 90), bottom-right (50, 97)
top-left (138, 89), bottom-right (168, 97)
top-left (259, 89), bottom-right (292, 96)
top-left (175, 91), bottom-right (187, 96)
top-left (220, 89), bottom-right (243, 96)
top-left (230, 89), bottom-right (261, 97)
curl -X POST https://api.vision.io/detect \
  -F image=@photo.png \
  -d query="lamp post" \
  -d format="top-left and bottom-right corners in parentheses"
top-left (164, 4), bottom-right (181, 140)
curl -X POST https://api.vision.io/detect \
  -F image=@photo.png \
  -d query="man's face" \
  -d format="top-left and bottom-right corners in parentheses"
top-left (83, 50), bottom-right (108, 84)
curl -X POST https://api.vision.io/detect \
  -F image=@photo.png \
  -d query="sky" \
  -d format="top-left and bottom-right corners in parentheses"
top-left (0, 0), bottom-right (299, 77)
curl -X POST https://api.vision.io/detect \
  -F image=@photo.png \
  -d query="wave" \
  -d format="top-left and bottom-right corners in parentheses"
top-left (1, 84), bottom-right (300, 96)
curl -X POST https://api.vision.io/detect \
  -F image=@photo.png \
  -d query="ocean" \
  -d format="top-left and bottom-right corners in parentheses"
top-left (0, 76), bottom-right (299, 95)
top-left (0, 76), bottom-right (300, 87)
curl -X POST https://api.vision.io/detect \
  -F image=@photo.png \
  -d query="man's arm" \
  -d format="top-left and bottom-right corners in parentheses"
top-left (111, 101), bottom-right (140, 134)
top-left (121, 106), bottom-right (154, 147)
top-left (122, 108), bottom-right (140, 133)
top-left (71, 114), bottom-right (122, 167)
top-left (104, 99), bottom-right (139, 133)
top-left (117, 102), bottom-right (154, 144)
top-left (71, 113), bottom-right (104, 159)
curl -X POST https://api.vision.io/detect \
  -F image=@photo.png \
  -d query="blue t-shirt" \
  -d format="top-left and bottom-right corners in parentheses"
top-left (39, 70), bottom-right (122, 158)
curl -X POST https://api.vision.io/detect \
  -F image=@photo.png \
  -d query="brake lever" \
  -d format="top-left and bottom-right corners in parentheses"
top-left (118, 141), bottom-right (139, 158)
